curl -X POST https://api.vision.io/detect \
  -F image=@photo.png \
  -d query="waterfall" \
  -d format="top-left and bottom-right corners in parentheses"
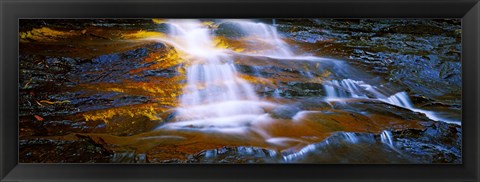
top-left (170, 20), bottom-right (261, 119)
top-left (221, 20), bottom-right (294, 57)
top-left (153, 20), bottom-right (286, 131)
top-left (323, 79), bottom-right (368, 98)
top-left (323, 79), bottom-right (459, 124)
top-left (382, 92), bottom-right (414, 108)
top-left (342, 132), bottom-right (360, 143)
top-left (380, 130), bottom-right (395, 148)
top-left (147, 19), bottom-right (458, 145)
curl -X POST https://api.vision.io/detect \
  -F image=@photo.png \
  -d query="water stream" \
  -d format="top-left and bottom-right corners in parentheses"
top-left (148, 19), bottom-right (459, 160)
top-left (156, 20), bottom-right (278, 132)
top-left (323, 78), bottom-right (460, 124)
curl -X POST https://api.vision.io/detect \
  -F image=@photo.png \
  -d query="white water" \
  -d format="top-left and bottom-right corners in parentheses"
top-left (219, 20), bottom-right (294, 57)
top-left (342, 132), bottom-right (360, 143)
top-left (282, 144), bottom-right (317, 162)
top-left (151, 20), bottom-right (275, 128)
top-left (382, 92), bottom-right (414, 108)
top-left (323, 79), bottom-right (460, 125)
top-left (146, 20), bottom-right (459, 158)
top-left (380, 130), bottom-right (395, 148)
top-left (323, 79), bottom-right (368, 98)
top-left (153, 19), bottom-right (338, 131)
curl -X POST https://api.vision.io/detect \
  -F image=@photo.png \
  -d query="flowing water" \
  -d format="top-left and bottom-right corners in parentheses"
top-left (380, 130), bottom-right (395, 148)
top-left (323, 78), bottom-right (460, 124)
top-left (153, 20), bottom-right (276, 132)
top-left (145, 19), bottom-right (459, 162)
top-left (221, 20), bottom-right (294, 57)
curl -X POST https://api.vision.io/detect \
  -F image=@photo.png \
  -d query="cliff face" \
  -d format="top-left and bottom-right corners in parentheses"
top-left (19, 19), bottom-right (461, 163)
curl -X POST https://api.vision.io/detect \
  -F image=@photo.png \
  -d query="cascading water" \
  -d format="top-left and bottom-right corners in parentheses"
top-left (155, 20), bottom-right (270, 129)
top-left (323, 78), bottom-right (459, 124)
top-left (323, 79), bottom-right (368, 98)
top-left (383, 92), bottom-right (414, 108)
top-left (150, 19), bottom-right (458, 131)
top-left (143, 19), bottom-right (459, 162)
top-left (220, 20), bottom-right (294, 57)
top-left (380, 130), bottom-right (395, 148)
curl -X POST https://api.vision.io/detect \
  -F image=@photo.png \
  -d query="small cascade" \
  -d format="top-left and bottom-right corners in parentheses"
top-left (322, 79), bottom-right (458, 124)
top-left (221, 20), bottom-right (294, 57)
top-left (323, 79), bottom-right (368, 98)
top-left (281, 132), bottom-right (379, 163)
top-left (380, 130), bottom-right (395, 148)
top-left (341, 132), bottom-right (360, 143)
top-left (382, 92), bottom-right (414, 108)
top-left (282, 144), bottom-right (317, 162)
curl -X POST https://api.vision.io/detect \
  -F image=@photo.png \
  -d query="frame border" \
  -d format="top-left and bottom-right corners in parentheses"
top-left (1, 0), bottom-right (479, 181)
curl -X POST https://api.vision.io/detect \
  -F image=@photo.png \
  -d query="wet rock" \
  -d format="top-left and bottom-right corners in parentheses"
top-left (71, 43), bottom-right (168, 84)
top-left (393, 121), bottom-right (461, 163)
top-left (269, 105), bottom-right (302, 119)
top-left (111, 151), bottom-right (149, 163)
top-left (138, 67), bottom-right (179, 78)
top-left (282, 132), bottom-right (413, 163)
top-left (274, 82), bottom-right (325, 98)
top-left (185, 123), bottom-right (461, 164)
top-left (275, 19), bottom-right (461, 106)
top-left (19, 137), bottom-right (113, 163)
top-left (385, 24), bottom-right (444, 35)
top-left (295, 97), bottom-right (331, 109)
top-left (20, 41), bottom-right (174, 138)
top-left (20, 19), bottom-right (157, 32)
top-left (331, 100), bottom-right (432, 121)
top-left (105, 115), bottom-right (160, 136)
top-left (190, 146), bottom-right (281, 163)
top-left (389, 54), bottom-right (461, 102)
top-left (215, 22), bottom-right (250, 39)
top-left (41, 120), bottom-right (90, 135)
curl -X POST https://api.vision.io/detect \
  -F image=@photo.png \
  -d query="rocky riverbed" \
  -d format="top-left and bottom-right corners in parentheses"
top-left (19, 19), bottom-right (461, 163)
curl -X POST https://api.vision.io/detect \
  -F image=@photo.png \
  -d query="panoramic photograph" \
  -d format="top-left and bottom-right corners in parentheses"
top-left (19, 19), bottom-right (461, 163)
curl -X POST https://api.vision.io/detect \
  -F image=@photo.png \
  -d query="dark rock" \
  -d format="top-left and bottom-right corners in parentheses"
top-left (19, 137), bottom-right (113, 163)
top-left (393, 121), bottom-right (461, 163)
top-left (110, 151), bottom-right (149, 163)
top-left (295, 97), bottom-right (331, 109)
top-left (19, 19), bottom-right (158, 32)
top-left (190, 146), bottom-right (281, 163)
top-left (186, 123), bottom-right (461, 163)
top-left (269, 105), bottom-right (302, 119)
top-left (271, 82), bottom-right (325, 98)
top-left (275, 19), bottom-right (461, 106)
top-left (215, 22), bottom-right (250, 39)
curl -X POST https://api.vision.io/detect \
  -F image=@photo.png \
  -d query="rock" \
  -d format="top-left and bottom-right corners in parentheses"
top-left (275, 19), bottom-right (461, 107)
top-left (20, 19), bottom-right (158, 32)
top-left (295, 97), bottom-right (331, 109)
top-left (190, 146), bottom-right (280, 163)
top-left (393, 121), bottom-right (461, 163)
top-left (215, 22), bottom-right (250, 39)
top-left (19, 137), bottom-right (113, 163)
top-left (110, 151), bottom-right (149, 163)
top-left (269, 105), bottom-right (302, 119)
top-left (183, 121), bottom-right (461, 163)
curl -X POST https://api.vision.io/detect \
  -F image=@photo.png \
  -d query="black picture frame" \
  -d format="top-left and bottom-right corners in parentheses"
top-left (1, 0), bottom-right (479, 181)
